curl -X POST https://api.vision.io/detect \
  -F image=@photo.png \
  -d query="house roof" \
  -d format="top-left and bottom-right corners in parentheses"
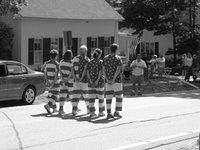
top-left (19, 0), bottom-right (123, 20)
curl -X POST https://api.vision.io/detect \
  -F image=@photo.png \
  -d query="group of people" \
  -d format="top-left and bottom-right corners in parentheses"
top-left (42, 43), bottom-right (123, 120)
top-left (181, 53), bottom-right (199, 81)
top-left (148, 54), bottom-right (166, 78)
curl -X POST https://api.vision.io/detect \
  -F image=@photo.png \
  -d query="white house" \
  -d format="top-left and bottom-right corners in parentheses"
top-left (0, 0), bottom-right (123, 69)
top-left (118, 29), bottom-right (173, 60)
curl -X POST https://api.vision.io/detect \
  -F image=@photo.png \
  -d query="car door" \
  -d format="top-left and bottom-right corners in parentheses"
top-left (0, 64), bottom-right (9, 100)
top-left (6, 64), bottom-right (24, 99)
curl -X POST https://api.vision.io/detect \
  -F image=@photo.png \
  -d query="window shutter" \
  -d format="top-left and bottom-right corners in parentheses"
top-left (59, 38), bottom-right (63, 61)
top-left (155, 42), bottom-right (159, 56)
top-left (28, 38), bottom-right (34, 65)
top-left (87, 37), bottom-right (92, 58)
top-left (111, 36), bottom-right (114, 44)
top-left (72, 38), bottom-right (78, 57)
top-left (136, 44), bottom-right (140, 54)
top-left (98, 37), bottom-right (104, 59)
top-left (43, 38), bottom-right (51, 62)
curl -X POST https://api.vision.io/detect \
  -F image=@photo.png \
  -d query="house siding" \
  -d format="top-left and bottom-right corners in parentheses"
top-left (20, 18), bottom-right (118, 68)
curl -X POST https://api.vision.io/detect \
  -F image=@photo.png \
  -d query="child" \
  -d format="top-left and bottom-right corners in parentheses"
top-left (87, 48), bottom-right (105, 118)
top-left (44, 49), bottom-right (60, 114)
top-left (59, 50), bottom-right (73, 115)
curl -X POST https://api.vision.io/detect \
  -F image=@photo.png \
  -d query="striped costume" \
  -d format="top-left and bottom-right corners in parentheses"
top-left (44, 60), bottom-right (60, 108)
top-left (103, 54), bottom-right (123, 113)
top-left (72, 55), bottom-right (90, 112)
top-left (87, 58), bottom-right (105, 114)
top-left (59, 60), bottom-right (73, 103)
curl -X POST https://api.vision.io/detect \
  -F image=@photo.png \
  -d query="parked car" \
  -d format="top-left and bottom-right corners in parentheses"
top-left (0, 60), bottom-right (45, 104)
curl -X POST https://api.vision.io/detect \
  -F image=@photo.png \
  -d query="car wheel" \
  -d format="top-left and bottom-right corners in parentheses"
top-left (22, 86), bottom-right (36, 105)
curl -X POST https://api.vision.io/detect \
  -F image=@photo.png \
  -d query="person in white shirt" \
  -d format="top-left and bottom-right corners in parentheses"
top-left (130, 54), bottom-right (147, 96)
top-left (157, 54), bottom-right (165, 77)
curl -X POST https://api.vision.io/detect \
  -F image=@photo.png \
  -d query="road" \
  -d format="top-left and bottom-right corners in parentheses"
top-left (0, 90), bottom-right (200, 150)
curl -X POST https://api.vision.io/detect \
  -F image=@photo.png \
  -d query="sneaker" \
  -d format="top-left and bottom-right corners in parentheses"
top-left (114, 111), bottom-right (122, 118)
top-left (106, 113), bottom-right (114, 119)
top-left (52, 108), bottom-right (58, 114)
top-left (59, 110), bottom-right (65, 116)
top-left (137, 91), bottom-right (142, 96)
top-left (44, 104), bottom-right (51, 114)
top-left (98, 112), bottom-right (105, 117)
top-left (72, 110), bottom-right (78, 116)
top-left (130, 90), bottom-right (136, 96)
top-left (90, 113), bottom-right (97, 118)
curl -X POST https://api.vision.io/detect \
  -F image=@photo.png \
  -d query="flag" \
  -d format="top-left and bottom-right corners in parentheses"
top-left (126, 31), bottom-right (143, 63)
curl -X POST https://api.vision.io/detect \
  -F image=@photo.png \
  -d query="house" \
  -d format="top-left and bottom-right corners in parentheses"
top-left (118, 29), bottom-right (173, 60)
top-left (0, 0), bottom-right (123, 69)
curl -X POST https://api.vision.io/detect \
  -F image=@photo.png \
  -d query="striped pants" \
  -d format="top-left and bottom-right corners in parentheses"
top-left (47, 80), bottom-right (60, 109)
top-left (88, 87), bottom-right (105, 113)
top-left (105, 83), bottom-right (123, 113)
top-left (59, 79), bottom-right (73, 107)
top-left (71, 82), bottom-right (89, 112)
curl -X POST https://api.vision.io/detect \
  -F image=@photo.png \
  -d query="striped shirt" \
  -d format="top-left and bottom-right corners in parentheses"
top-left (44, 60), bottom-right (59, 84)
top-left (72, 55), bottom-right (90, 83)
top-left (59, 60), bottom-right (72, 80)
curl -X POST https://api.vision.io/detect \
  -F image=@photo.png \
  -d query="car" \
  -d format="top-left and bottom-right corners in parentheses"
top-left (0, 60), bottom-right (45, 104)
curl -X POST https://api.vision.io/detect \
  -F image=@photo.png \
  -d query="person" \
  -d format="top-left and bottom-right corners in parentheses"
top-left (149, 55), bottom-right (157, 78)
top-left (191, 54), bottom-right (199, 81)
top-left (71, 45), bottom-right (90, 116)
top-left (103, 43), bottom-right (123, 119)
top-left (185, 53), bottom-right (193, 81)
top-left (87, 48), bottom-right (105, 118)
top-left (59, 50), bottom-right (73, 115)
top-left (157, 54), bottom-right (165, 77)
top-left (43, 49), bottom-right (60, 114)
top-left (130, 54), bottom-right (147, 96)
top-left (181, 53), bottom-right (187, 76)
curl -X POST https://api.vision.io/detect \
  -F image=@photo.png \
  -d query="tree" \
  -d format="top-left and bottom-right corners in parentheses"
top-left (0, 0), bottom-right (27, 59)
top-left (120, 0), bottom-right (200, 65)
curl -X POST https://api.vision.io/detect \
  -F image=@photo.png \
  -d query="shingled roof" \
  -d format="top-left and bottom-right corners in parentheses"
top-left (19, 0), bottom-right (123, 20)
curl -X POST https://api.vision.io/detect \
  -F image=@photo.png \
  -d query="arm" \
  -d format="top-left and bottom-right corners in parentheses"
top-left (80, 64), bottom-right (88, 82)
top-left (87, 70), bottom-right (93, 84)
top-left (95, 70), bottom-right (102, 85)
top-left (112, 66), bottom-right (122, 84)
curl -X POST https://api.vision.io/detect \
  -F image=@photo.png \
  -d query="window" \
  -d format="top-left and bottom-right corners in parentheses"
top-left (51, 38), bottom-right (59, 50)
top-left (0, 65), bottom-right (6, 77)
top-left (139, 42), bottom-right (158, 57)
top-left (21, 65), bottom-right (28, 74)
top-left (104, 37), bottom-right (111, 56)
top-left (91, 37), bottom-right (98, 57)
top-left (34, 39), bottom-right (43, 64)
top-left (7, 65), bottom-right (22, 75)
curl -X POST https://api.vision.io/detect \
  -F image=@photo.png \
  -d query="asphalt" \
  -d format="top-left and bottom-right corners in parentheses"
top-left (1, 89), bottom-right (200, 150)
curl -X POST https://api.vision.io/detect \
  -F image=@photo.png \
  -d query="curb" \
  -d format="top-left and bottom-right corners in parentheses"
top-left (109, 130), bottom-right (200, 150)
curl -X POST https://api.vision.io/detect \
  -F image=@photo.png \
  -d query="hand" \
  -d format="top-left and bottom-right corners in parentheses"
top-left (75, 77), bottom-right (80, 82)
top-left (94, 80), bottom-right (99, 87)
top-left (107, 80), bottom-right (112, 84)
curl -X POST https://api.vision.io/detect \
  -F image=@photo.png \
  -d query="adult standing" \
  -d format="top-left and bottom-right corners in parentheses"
top-left (157, 54), bottom-right (165, 77)
top-left (87, 49), bottom-right (105, 118)
top-left (185, 53), bottom-right (193, 81)
top-left (71, 45), bottom-right (90, 115)
top-left (130, 54), bottom-right (147, 96)
top-left (103, 43), bottom-right (123, 119)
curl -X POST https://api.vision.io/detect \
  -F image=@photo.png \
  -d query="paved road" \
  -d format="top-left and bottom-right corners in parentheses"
top-left (1, 90), bottom-right (200, 150)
